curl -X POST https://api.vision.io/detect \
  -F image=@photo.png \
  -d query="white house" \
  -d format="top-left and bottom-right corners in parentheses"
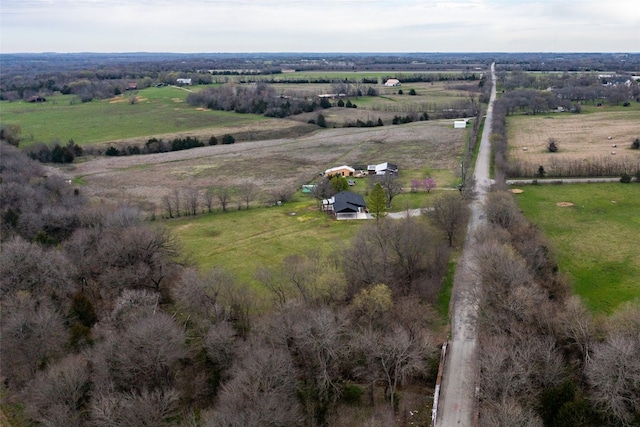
top-left (454, 120), bottom-right (468, 129)
top-left (384, 79), bottom-right (401, 87)
top-left (176, 78), bottom-right (192, 85)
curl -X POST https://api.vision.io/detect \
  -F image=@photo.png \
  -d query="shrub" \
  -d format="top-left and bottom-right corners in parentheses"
top-left (221, 134), bottom-right (235, 145)
top-left (105, 146), bottom-right (120, 156)
top-left (209, 136), bottom-right (218, 146)
top-left (340, 384), bottom-right (364, 405)
top-left (620, 173), bottom-right (632, 183)
top-left (632, 138), bottom-right (640, 150)
top-left (316, 114), bottom-right (327, 128)
top-left (547, 138), bottom-right (559, 153)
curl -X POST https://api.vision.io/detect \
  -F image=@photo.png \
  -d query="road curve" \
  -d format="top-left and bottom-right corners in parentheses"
top-left (436, 62), bottom-right (497, 427)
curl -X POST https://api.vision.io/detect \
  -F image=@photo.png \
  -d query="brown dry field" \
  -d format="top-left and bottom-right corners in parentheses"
top-left (508, 111), bottom-right (640, 166)
top-left (54, 119), bottom-right (465, 213)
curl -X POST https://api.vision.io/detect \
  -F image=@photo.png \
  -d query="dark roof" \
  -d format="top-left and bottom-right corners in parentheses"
top-left (333, 191), bottom-right (366, 213)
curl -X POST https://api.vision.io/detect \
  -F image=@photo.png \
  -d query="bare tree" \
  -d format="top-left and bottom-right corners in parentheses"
top-left (24, 355), bottom-right (90, 427)
top-left (427, 192), bottom-right (469, 247)
top-left (0, 293), bottom-right (67, 388)
top-left (0, 235), bottom-right (76, 299)
top-left (557, 295), bottom-right (595, 364)
top-left (375, 173), bottom-right (403, 208)
top-left (238, 181), bottom-right (258, 209)
top-left (586, 302), bottom-right (640, 426)
top-left (204, 320), bottom-right (237, 377)
top-left (289, 307), bottom-right (350, 423)
top-left (203, 339), bottom-right (303, 427)
top-left (91, 312), bottom-right (187, 394)
top-left (375, 324), bottom-right (432, 409)
top-left (172, 188), bottom-right (182, 217)
top-left (482, 191), bottom-right (524, 231)
top-left (173, 267), bottom-right (229, 325)
top-left (162, 194), bottom-right (174, 218)
top-left (202, 187), bottom-right (215, 213)
top-left (480, 399), bottom-right (544, 427)
top-left (216, 186), bottom-right (231, 212)
top-left (91, 387), bottom-right (180, 427)
top-left (184, 187), bottom-right (199, 216)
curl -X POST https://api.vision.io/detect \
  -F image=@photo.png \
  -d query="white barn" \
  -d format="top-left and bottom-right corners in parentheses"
top-left (384, 79), bottom-right (401, 87)
top-left (454, 120), bottom-right (468, 129)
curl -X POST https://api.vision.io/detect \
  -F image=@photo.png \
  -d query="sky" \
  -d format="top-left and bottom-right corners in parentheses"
top-left (1, 0), bottom-right (639, 53)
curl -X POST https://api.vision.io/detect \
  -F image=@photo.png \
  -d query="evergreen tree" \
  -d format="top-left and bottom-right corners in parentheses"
top-left (368, 183), bottom-right (387, 223)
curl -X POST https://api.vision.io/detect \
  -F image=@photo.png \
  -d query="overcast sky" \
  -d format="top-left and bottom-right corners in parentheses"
top-left (1, 0), bottom-right (639, 53)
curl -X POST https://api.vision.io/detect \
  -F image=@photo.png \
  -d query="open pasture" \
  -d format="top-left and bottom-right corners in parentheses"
top-left (165, 198), bottom-right (364, 284)
top-left (507, 111), bottom-right (640, 175)
top-left (515, 183), bottom-right (640, 313)
top-left (53, 119), bottom-right (465, 215)
top-left (1, 86), bottom-right (270, 146)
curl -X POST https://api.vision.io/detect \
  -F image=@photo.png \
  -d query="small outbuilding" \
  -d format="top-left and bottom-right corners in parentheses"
top-left (384, 79), bottom-right (401, 87)
top-left (177, 78), bottom-right (192, 85)
top-left (454, 120), bottom-right (468, 129)
top-left (368, 162), bottom-right (399, 176)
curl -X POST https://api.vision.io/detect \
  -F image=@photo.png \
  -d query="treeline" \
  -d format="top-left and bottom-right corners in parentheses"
top-left (476, 190), bottom-right (640, 426)
top-left (0, 142), bottom-right (458, 426)
top-left (497, 69), bottom-right (640, 105)
top-left (24, 139), bottom-right (84, 164)
top-left (187, 82), bottom-right (318, 118)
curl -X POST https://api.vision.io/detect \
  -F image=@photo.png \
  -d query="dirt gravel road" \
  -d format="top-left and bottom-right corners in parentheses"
top-left (436, 62), bottom-right (496, 427)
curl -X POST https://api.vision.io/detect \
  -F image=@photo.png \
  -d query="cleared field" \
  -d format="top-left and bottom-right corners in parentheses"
top-left (53, 119), bottom-right (466, 213)
top-left (515, 183), bottom-right (640, 313)
top-left (507, 110), bottom-right (640, 174)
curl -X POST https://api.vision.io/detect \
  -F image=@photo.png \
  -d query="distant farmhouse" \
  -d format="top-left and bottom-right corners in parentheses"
top-left (384, 78), bottom-right (401, 87)
top-left (127, 82), bottom-right (138, 90)
top-left (176, 78), bottom-right (192, 85)
top-left (454, 120), bottom-right (468, 129)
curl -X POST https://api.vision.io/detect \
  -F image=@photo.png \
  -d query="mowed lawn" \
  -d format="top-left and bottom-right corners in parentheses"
top-left (166, 197), bottom-right (365, 285)
top-left (515, 183), bottom-right (640, 313)
top-left (1, 86), bottom-right (266, 146)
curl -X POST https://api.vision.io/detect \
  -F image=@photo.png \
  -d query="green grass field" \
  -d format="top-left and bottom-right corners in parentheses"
top-left (165, 189), bottom-right (440, 286)
top-left (165, 197), bottom-right (364, 285)
top-left (1, 86), bottom-right (266, 146)
top-left (515, 183), bottom-right (640, 313)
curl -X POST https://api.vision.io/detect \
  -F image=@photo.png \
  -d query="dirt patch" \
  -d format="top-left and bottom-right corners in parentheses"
top-left (556, 202), bottom-right (575, 207)
top-left (510, 189), bottom-right (524, 194)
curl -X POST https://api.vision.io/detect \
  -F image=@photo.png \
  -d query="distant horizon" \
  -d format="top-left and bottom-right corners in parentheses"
top-left (2, 51), bottom-right (639, 56)
top-left (2, 0), bottom-right (638, 54)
